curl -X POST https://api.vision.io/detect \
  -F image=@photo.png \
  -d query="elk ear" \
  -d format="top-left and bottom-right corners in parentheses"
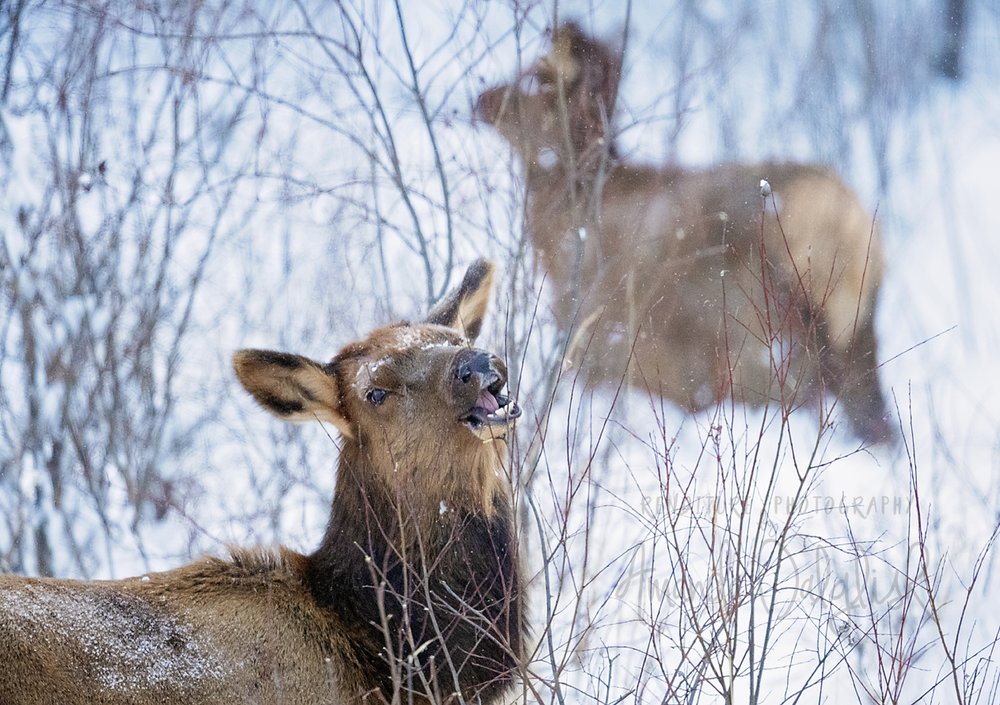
top-left (547, 23), bottom-right (584, 83)
top-left (425, 259), bottom-right (494, 343)
top-left (556, 21), bottom-right (622, 112)
top-left (233, 350), bottom-right (353, 438)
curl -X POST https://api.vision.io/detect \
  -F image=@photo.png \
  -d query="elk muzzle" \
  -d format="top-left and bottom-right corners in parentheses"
top-left (473, 85), bottom-right (507, 125)
top-left (453, 349), bottom-right (521, 438)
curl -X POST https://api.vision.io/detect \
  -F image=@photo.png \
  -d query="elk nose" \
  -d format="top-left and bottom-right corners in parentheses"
top-left (474, 86), bottom-right (504, 124)
top-left (455, 350), bottom-right (501, 389)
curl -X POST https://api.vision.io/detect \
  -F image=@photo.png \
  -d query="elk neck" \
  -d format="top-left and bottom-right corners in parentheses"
top-left (303, 437), bottom-right (523, 699)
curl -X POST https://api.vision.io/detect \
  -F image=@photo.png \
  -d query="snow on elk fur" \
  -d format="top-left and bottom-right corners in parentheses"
top-left (0, 259), bottom-right (524, 704)
top-left (476, 23), bottom-right (892, 443)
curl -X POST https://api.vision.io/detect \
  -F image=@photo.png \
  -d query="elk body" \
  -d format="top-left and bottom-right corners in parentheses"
top-left (0, 260), bottom-right (524, 704)
top-left (476, 24), bottom-right (891, 443)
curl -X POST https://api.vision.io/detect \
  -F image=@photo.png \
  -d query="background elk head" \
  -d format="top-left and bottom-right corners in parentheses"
top-left (476, 22), bottom-right (622, 176)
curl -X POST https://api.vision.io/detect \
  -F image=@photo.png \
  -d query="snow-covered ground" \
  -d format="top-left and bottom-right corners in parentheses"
top-left (2, 1), bottom-right (998, 701)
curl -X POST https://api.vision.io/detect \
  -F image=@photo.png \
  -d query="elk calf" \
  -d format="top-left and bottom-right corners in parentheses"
top-left (476, 23), bottom-right (892, 443)
top-left (0, 260), bottom-right (524, 704)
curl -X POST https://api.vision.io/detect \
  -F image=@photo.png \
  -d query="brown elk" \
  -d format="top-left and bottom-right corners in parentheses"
top-left (0, 260), bottom-right (524, 704)
top-left (476, 23), bottom-right (892, 443)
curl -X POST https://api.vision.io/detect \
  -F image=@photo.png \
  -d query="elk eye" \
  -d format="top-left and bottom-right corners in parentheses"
top-left (366, 388), bottom-right (389, 406)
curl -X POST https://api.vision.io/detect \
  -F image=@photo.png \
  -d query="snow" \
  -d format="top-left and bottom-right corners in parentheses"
top-left (0, 0), bottom-right (998, 702)
top-left (0, 583), bottom-right (230, 692)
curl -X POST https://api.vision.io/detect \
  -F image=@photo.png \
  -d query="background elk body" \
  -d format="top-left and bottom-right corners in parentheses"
top-left (0, 260), bottom-right (523, 704)
top-left (477, 24), bottom-right (890, 442)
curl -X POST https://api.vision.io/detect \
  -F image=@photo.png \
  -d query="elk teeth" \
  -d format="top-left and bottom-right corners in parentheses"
top-left (487, 401), bottom-right (518, 423)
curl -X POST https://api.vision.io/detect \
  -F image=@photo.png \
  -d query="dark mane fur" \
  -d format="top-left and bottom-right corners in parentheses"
top-left (307, 445), bottom-right (523, 703)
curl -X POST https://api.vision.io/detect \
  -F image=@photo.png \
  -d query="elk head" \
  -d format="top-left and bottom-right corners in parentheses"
top-left (475, 22), bottom-right (622, 175)
top-left (233, 259), bottom-right (520, 515)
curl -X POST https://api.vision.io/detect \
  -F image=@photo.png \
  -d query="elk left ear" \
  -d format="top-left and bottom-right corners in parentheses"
top-left (233, 349), bottom-right (353, 438)
top-left (425, 259), bottom-right (494, 343)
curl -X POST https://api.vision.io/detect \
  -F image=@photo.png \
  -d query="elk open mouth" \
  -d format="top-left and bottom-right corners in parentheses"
top-left (461, 381), bottom-right (522, 433)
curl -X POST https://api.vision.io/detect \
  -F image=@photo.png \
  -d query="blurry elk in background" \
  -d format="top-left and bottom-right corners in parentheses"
top-left (476, 23), bottom-right (892, 443)
top-left (0, 260), bottom-right (524, 705)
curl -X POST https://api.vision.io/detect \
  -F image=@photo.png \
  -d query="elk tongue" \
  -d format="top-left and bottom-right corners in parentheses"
top-left (477, 390), bottom-right (500, 413)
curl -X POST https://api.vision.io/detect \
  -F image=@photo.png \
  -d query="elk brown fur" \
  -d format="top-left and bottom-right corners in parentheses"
top-left (0, 259), bottom-right (524, 704)
top-left (476, 23), bottom-right (892, 443)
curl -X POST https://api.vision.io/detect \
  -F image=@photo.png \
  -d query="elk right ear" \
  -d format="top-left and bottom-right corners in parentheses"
top-left (233, 350), bottom-right (352, 438)
top-left (554, 21), bottom-right (622, 113)
top-left (547, 23), bottom-right (584, 83)
top-left (425, 259), bottom-right (495, 343)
